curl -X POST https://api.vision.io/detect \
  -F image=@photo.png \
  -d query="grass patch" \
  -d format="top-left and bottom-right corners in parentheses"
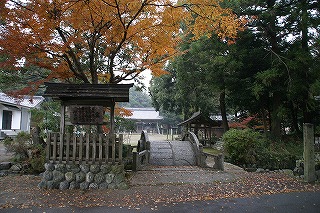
top-left (203, 147), bottom-right (222, 155)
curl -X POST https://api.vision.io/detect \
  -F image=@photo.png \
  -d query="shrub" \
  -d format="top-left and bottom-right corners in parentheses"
top-left (4, 132), bottom-right (32, 161)
top-left (3, 132), bottom-right (46, 173)
top-left (258, 139), bottom-right (301, 170)
top-left (223, 129), bottom-right (264, 167)
top-left (223, 129), bottom-right (302, 170)
top-left (29, 144), bottom-right (46, 174)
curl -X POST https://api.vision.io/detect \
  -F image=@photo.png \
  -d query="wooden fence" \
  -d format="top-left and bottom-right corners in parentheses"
top-left (46, 133), bottom-right (123, 164)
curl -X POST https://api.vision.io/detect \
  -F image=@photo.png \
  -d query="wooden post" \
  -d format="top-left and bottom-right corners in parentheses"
top-left (65, 133), bottom-right (70, 163)
top-left (92, 134), bottom-right (96, 163)
top-left (79, 135), bottom-right (83, 163)
top-left (53, 133), bottom-right (57, 162)
top-left (303, 123), bottom-right (316, 183)
top-left (105, 134), bottom-right (109, 163)
top-left (46, 132), bottom-right (51, 162)
top-left (59, 133), bottom-right (64, 163)
top-left (86, 134), bottom-right (90, 163)
top-left (110, 100), bottom-right (115, 135)
top-left (98, 134), bottom-right (103, 163)
top-left (119, 134), bottom-right (123, 164)
top-left (60, 104), bottom-right (65, 134)
top-left (112, 134), bottom-right (116, 164)
top-left (72, 134), bottom-right (77, 164)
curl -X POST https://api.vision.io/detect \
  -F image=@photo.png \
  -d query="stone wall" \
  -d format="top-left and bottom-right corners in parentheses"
top-left (38, 163), bottom-right (128, 190)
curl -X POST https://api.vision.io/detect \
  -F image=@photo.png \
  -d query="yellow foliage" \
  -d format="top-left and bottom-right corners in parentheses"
top-left (0, 0), bottom-right (246, 85)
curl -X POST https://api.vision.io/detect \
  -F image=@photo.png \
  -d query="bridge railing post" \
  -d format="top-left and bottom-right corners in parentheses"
top-left (132, 131), bottom-right (150, 171)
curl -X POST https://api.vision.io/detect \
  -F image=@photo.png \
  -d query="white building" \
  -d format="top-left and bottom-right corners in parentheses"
top-left (0, 93), bottom-right (44, 139)
top-left (126, 108), bottom-right (163, 133)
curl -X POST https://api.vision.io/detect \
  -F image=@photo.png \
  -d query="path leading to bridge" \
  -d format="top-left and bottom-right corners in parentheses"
top-left (130, 161), bottom-right (246, 186)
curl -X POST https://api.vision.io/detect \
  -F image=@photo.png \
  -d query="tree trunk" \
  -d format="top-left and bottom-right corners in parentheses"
top-left (301, 0), bottom-right (313, 124)
top-left (270, 92), bottom-right (282, 138)
top-left (219, 89), bottom-right (229, 132)
top-left (289, 101), bottom-right (300, 133)
top-left (261, 109), bottom-right (268, 133)
top-left (266, 0), bottom-right (282, 139)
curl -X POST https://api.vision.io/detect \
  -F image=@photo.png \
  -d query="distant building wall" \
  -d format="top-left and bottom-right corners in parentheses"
top-left (126, 108), bottom-right (163, 134)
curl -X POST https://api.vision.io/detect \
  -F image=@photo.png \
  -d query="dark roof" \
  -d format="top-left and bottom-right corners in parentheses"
top-left (178, 111), bottom-right (219, 127)
top-left (44, 83), bottom-right (133, 105)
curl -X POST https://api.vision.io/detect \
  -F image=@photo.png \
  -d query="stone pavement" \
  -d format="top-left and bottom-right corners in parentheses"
top-left (130, 162), bottom-right (246, 186)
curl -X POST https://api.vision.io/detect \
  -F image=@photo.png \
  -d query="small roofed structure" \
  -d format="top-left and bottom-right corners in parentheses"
top-left (39, 83), bottom-right (134, 190)
top-left (178, 111), bottom-right (224, 145)
top-left (44, 82), bottom-right (133, 134)
top-left (43, 82), bottom-right (133, 164)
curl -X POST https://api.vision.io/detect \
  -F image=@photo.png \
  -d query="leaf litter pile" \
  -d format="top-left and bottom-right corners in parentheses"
top-left (0, 171), bottom-right (319, 211)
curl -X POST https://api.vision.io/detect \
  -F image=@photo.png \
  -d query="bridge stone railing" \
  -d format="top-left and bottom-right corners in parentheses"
top-left (182, 131), bottom-right (224, 170)
top-left (132, 131), bottom-right (150, 171)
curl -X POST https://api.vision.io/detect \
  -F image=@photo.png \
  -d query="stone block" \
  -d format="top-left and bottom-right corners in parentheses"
top-left (66, 164), bottom-right (80, 173)
top-left (38, 180), bottom-right (47, 189)
top-left (53, 170), bottom-right (65, 182)
top-left (65, 172), bottom-right (75, 182)
top-left (111, 165), bottom-right (124, 174)
top-left (114, 173), bottom-right (125, 184)
top-left (99, 182), bottom-right (109, 189)
top-left (55, 164), bottom-right (66, 173)
top-left (0, 171), bottom-right (8, 177)
top-left (75, 172), bottom-right (86, 183)
top-left (106, 173), bottom-right (115, 184)
top-left (0, 162), bottom-right (12, 170)
top-left (90, 165), bottom-right (100, 174)
top-left (69, 181), bottom-right (80, 190)
top-left (100, 164), bottom-right (111, 174)
top-left (94, 172), bottom-right (105, 184)
top-left (108, 183), bottom-right (117, 189)
top-left (44, 163), bottom-right (55, 171)
top-left (43, 170), bottom-right (53, 181)
top-left (89, 183), bottom-right (99, 189)
top-left (282, 169), bottom-right (294, 177)
top-left (59, 181), bottom-right (70, 190)
top-left (80, 164), bottom-right (90, 173)
top-left (10, 163), bottom-right (22, 172)
top-left (117, 182), bottom-right (129, 190)
top-left (86, 172), bottom-right (94, 183)
top-left (80, 182), bottom-right (89, 190)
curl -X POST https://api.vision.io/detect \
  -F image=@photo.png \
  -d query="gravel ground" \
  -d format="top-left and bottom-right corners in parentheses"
top-left (1, 162), bottom-right (320, 211)
top-left (1, 136), bottom-right (320, 211)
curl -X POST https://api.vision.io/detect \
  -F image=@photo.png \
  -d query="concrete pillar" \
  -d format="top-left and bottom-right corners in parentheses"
top-left (303, 123), bottom-right (316, 183)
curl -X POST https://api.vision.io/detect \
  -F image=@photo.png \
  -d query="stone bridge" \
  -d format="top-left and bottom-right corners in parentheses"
top-left (133, 131), bottom-right (224, 171)
top-left (149, 140), bottom-right (197, 166)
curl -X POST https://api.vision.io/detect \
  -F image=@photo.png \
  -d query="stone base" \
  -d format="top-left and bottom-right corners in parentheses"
top-left (38, 163), bottom-right (129, 190)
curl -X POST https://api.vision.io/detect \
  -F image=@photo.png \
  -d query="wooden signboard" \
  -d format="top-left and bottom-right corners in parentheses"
top-left (70, 105), bottom-right (104, 125)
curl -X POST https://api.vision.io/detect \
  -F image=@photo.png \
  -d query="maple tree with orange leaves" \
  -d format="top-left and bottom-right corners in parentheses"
top-left (0, 0), bottom-right (245, 93)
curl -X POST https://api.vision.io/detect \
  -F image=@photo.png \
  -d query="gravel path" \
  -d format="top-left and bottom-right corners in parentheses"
top-left (130, 162), bottom-right (246, 186)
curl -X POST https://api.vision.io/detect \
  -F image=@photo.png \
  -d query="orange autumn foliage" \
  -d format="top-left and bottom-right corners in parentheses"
top-left (0, 0), bottom-right (245, 90)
